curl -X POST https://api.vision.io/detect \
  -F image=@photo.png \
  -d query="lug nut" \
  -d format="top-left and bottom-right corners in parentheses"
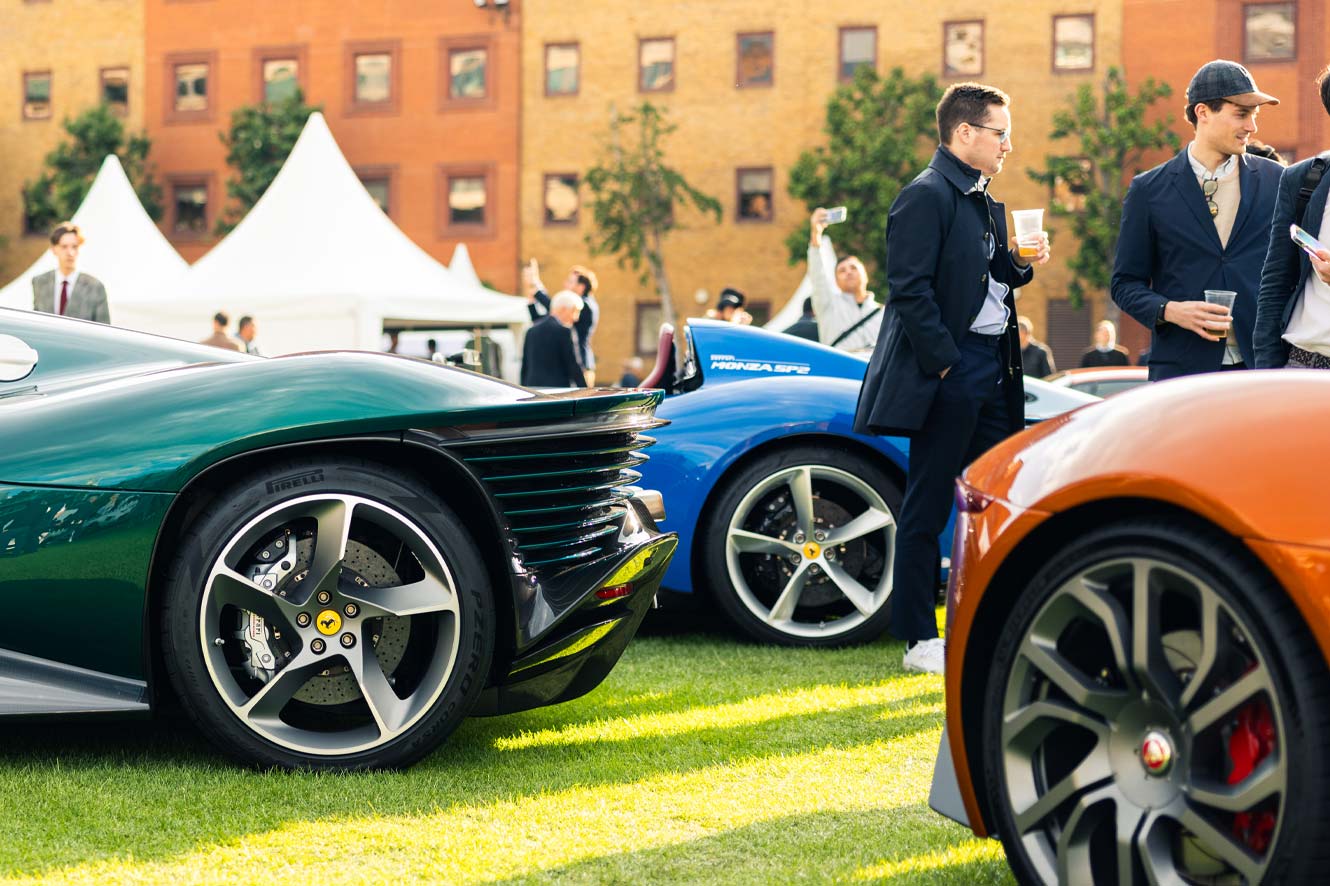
top-left (793, 532), bottom-right (806, 544)
top-left (317, 590), bottom-right (332, 605)
top-left (311, 638), bottom-right (326, 654)
top-left (344, 602), bottom-right (359, 618)
top-left (810, 564), bottom-right (821, 574)
top-left (340, 632), bottom-right (356, 648)
top-left (296, 612), bottom-right (312, 628)
top-left (826, 550), bottom-right (836, 561)
top-left (814, 530), bottom-right (826, 542)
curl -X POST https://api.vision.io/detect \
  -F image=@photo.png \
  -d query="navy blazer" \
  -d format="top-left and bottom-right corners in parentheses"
top-left (1253, 154), bottom-right (1330, 368)
top-left (854, 147), bottom-right (1032, 437)
top-left (520, 316), bottom-right (588, 388)
top-left (1111, 149), bottom-right (1282, 381)
top-left (528, 289), bottom-right (599, 370)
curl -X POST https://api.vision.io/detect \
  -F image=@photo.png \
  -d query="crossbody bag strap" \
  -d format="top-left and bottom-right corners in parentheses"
top-left (831, 305), bottom-right (882, 347)
top-left (1297, 154), bottom-right (1330, 228)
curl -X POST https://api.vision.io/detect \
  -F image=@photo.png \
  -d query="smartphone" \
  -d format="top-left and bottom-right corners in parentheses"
top-left (825, 206), bottom-right (847, 225)
top-left (1290, 224), bottom-right (1328, 258)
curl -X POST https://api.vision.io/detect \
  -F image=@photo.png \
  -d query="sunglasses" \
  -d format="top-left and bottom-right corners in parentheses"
top-left (969, 123), bottom-right (1010, 145)
top-left (1201, 178), bottom-right (1219, 217)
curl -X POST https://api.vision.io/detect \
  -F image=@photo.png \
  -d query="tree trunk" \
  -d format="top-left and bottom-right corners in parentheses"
top-left (647, 225), bottom-right (675, 331)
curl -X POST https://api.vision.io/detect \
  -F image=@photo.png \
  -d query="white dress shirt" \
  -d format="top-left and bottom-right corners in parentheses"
top-left (1283, 189), bottom-right (1330, 357)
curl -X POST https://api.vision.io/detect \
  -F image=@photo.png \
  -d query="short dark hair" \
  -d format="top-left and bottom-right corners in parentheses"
top-left (1184, 98), bottom-right (1227, 126)
top-left (237, 315), bottom-right (254, 332)
top-left (569, 264), bottom-right (597, 296)
top-left (49, 222), bottom-right (84, 245)
top-left (936, 82), bottom-right (1011, 145)
top-left (1318, 65), bottom-right (1330, 117)
top-left (213, 311), bottom-right (229, 326)
top-left (1245, 142), bottom-right (1285, 165)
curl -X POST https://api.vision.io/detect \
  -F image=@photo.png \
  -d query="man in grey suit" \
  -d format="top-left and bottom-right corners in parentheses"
top-left (31, 222), bottom-right (110, 324)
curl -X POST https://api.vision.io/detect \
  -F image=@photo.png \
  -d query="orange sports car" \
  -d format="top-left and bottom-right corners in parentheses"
top-left (930, 371), bottom-right (1330, 885)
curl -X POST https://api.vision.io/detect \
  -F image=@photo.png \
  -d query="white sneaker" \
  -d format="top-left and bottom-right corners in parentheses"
top-left (902, 637), bottom-right (946, 675)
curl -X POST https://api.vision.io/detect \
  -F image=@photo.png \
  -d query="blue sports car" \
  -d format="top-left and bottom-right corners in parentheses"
top-left (637, 320), bottom-right (1097, 647)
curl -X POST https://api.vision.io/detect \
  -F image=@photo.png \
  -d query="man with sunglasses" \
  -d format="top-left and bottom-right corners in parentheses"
top-left (1112, 60), bottom-right (1282, 381)
top-left (854, 82), bottom-right (1049, 675)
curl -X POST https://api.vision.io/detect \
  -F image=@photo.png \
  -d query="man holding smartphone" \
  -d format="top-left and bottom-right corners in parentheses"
top-left (1112, 60), bottom-right (1282, 379)
top-left (808, 208), bottom-right (880, 350)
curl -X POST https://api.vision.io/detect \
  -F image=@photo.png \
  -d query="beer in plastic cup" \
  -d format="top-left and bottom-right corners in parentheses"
top-left (1012, 209), bottom-right (1045, 258)
top-left (1204, 289), bottom-right (1237, 342)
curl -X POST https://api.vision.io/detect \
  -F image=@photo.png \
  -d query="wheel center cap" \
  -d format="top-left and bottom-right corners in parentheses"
top-left (316, 609), bottom-right (342, 636)
top-left (1140, 730), bottom-right (1174, 776)
top-left (803, 542), bottom-right (821, 560)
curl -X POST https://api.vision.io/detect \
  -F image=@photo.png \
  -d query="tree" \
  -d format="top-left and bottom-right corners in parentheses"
top-left (22, 105), bottom-right (163, 233)
top-left (1028, 66), bottom-right (1180, 307)
top-left (785, 66), bottom-right (944, 288)
top-left (583, 102), bottom-right (721, 329)
top-left (216, 91), bottom-right (322, 234)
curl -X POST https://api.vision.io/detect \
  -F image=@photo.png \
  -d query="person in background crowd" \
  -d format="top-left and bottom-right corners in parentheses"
top-left (384, 330), bottom-right (400, 354)
top-left (808, 209), bottom-right (880, 350)
top-left (618, 356), bottom-right (645, 387)
top-left (1245, 139), bottom-right (1286, 166)
top-left (201, 311), bottom-right (239, 350)
top-left (1255, 65), bottom-right (1330, 370)
top-left (1017, 315), bottom-right (1055, 376)
top-left (782, 297), bottom-right (820, 341)
top-left (854, 81), bottom-right (1049, 676)
top-left (709, 287), bottom-right (753, 324)
top-left (32, 222), bottom-right (110, 323)
top-left (236, 315), bottom-right (261, 355)
top-left (525, 259), bottom-right (599, 385)
top-left (426, 338), bottom-right (439, 361)
top-left (1080, 320), bottom-right (1131, 367)
top-left (1112, 59), bottom-right (1283, 380)
top-left (521, 290), bottom-right (587, 388)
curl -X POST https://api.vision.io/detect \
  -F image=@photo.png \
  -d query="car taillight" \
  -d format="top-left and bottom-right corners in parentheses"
top-left (954, 482), bottom-right (994, 514)
top-left (595, 583), bottom-right (632, 600)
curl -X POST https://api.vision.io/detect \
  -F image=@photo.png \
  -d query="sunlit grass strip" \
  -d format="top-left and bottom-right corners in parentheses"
top-left (494, 675), bottom-right (942, 750)
top-left (852, 839), bottom-right (1010, 881)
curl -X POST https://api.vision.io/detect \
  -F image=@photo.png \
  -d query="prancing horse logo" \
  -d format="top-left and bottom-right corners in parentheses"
top-left (316, 609), bottom-right (342, 636)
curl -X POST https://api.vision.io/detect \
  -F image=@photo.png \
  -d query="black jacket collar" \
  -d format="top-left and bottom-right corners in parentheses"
top-left (931, 146), bottom-right (986, 195)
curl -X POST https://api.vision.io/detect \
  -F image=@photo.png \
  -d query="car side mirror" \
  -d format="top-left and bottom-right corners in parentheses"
top-left (0, 334), bottom-right (38, 382)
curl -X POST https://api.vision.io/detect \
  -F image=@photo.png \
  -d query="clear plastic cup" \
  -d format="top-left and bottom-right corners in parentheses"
top-left (1204, 289), bottom-right (1237, 341)
top-left (1012, 209), bottom-right (1045, 258)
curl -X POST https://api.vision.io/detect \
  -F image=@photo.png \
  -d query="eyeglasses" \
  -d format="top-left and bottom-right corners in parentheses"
top-left (969, 123), bottom-right (1010, 144)
top-left (1201, 177), bottom-right (1219, 217)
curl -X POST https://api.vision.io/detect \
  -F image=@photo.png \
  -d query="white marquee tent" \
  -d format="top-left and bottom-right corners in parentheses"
top-left (448, 242), bottom-right (482, 288)
top-left (114, 112), bottom-right (527, 354)
top-left (0, 155), bottom-right (187, 312)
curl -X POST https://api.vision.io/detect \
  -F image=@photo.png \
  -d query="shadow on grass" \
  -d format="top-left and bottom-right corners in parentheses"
top-left (487, 805), bottom-right (1013, 885)
top-left (0, 667), bottom-right (941, 876)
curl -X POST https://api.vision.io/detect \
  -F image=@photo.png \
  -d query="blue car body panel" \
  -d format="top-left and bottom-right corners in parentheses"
top-left (640, 320), bottom-right (1098, 596)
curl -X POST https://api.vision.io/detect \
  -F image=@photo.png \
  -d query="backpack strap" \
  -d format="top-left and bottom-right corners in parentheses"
top-left (1297, 153), bottom-right (1330, 229)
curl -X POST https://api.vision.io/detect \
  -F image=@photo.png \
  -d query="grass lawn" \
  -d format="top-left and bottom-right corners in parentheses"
top-left (0, 611), bottom-right (1013, 885)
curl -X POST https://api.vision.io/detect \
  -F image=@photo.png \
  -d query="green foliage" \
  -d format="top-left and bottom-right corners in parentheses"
top-left (1028, 67), bottom-right (1180, 307)
top-left (216, 91), bottom-right (322, 234)
top-left (786, 66), bottom-right (944, 287)
top-left (21, 105), bottom-right (163, 234)
top-left (584, 102), bottom-right (722, 327)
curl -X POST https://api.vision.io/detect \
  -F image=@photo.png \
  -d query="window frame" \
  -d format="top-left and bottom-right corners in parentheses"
top-left (735, 31), bottom-right (775, 89)
top-left (837, 25), bottom-right (877, 83)
top-left (99, 66), bottom-right (130, 117)
top-left (252, 45), bottom-right (306, 105)
top-left (942, 19), bottom-right (985, 78)
top-left (638, 36), bottom-right (677, 94)
top-left (355, 164), bottom-right (398, 219)
top-left (544, 41), bottom-right (581, 97)
top-left (635, 302), bottom-right (665, 356)
top-left (166, 172), bottom-right (214, 241)
top-left (164, 51), bottom-right (217, 123)
top-left (543, 172), bottom-right (580, 226)
top-left (1243, 1), bottom-right (1298, 64)
top-left (1051, 14), bottom-right (1096, 74)
top-left (22, 70), bottom-right (52, 121)
top-left (735, 166), bottom-right (775, 224)
top-left (437, 163), bottom-right (496, 239)
top-left (440, 35), bottom-right (495, 110)
top-left (344, 39), bottom-right (402, 117)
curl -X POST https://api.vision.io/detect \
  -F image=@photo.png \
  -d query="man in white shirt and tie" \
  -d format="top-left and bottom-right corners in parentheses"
top-left (31, 222), bottom-right (110, 323)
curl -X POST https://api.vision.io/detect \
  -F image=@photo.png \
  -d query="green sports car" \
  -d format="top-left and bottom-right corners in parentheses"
top-left (0, 309), bottom-right (675, 770)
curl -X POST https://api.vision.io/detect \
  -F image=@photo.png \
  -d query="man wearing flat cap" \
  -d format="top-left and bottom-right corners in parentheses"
top-left (1112, 59), bottom-right (1283, 380)
top-left (713, 287), bottom-right (752, 324)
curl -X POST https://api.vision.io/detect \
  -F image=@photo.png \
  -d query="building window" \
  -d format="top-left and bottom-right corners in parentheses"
top-left (171, 180), bottom-right (209, 235)
top-left (636, 303), bottom-right (664, 355)
top-left (839, 27), bottom-right (876, 81)
top-left (438, 165), bottom-right (495, 237)
top-left (545, 43), bottom-right (579, 96)
top-left (544, 173), bottom-right (579, 225)
top-left (449, 177), bottom-right (486, 225)
top-left (639, 37), bottom-right (675, 93)
top-left (736, 32), bottom-right (774, 88)
top-left (737, 168), bottom-right (774, 222)
top-left (356, 167), bottom-right (395, 217)
top-left (101, 67), bottom-right (129, 116)
top-left (943, 21), bottom-right (984, 77)
top-left (1245, 3), bottom-right (1296, 62)
top-left (355, 54), bottom-right (391, 103)
top-left (165, 52), bottom-right (216, 122)
top-left (1052, 15), bottom-right (1095, 72)
top-left (174, 62), bottom-right (209, 112)
top-left (262, 58), bottom-right (299, 102)
top-left (449, 47), bottom-right (488, 100)
top-left (22, 71), bottom-right (52, 120)
top-left (346, 41), bottom-right (400, 114)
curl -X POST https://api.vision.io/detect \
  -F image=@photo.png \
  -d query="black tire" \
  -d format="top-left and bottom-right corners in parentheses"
top-left (983, 518), bottom-right (1330, 885)
top-left (699, 444), bottom-right (902, 647)
top-left (161, 457), bottom-right (494, 770)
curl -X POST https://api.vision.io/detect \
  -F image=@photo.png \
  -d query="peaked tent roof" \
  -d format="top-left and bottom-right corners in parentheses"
top-left (113, 112), bottom-right (528, 354)
top-left (448, 242), bottom-right (482, 288)
top-left (0, 155), bottom-right (187, 311)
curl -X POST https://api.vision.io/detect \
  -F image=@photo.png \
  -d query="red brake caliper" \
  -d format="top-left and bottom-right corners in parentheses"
top-left (1228, 700), bottom-right (1277, 853)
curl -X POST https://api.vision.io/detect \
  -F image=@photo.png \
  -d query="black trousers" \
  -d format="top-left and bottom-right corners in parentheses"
top-left (891, 332), bottom-right (1012, 642)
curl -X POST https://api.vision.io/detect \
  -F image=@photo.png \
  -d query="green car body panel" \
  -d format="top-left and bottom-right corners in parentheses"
top-left (0, 310), bottom-right (674, 715)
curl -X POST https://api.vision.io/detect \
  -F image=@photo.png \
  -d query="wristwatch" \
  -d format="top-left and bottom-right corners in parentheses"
top-left (1155, 302), bottom-right (1168, 327)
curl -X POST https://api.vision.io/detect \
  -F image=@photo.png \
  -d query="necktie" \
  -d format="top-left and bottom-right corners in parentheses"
top-left (59, 280), bottom-right (68, 316)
